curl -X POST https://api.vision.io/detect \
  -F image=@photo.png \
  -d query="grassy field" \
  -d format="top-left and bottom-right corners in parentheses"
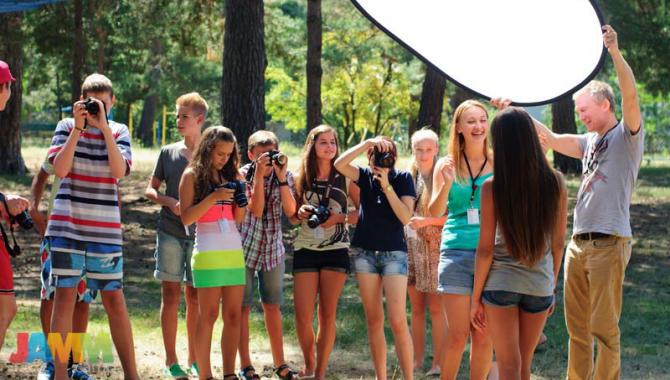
top-left (0, 143), bottom-right (669, 379)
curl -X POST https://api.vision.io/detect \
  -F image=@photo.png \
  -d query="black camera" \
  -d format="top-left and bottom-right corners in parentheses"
top-left (268, 150), bottom-right (287, 167)
top-left (82, 97), bottom-right (101, 116)
top-left (307, 204), bottom-right (331, 229)
top-left (11, 210), bottom-right (34, 231)
top-left (373, 148), bottom-right (395, 169)
top-left (220, 180), bottom-right (248, 208)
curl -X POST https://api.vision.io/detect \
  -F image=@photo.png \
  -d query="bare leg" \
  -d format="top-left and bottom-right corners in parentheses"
top-left (407, 285), bottom-right (426, 370)
top-left (382, 275), bottom-right (413, 380)
top-left (220, 285), bottom-right (244, 376)
top-left (357, 273), bottom-right (387, 380)
top-left (314, 270), bottom-right (347, 379)
top-left (293, 272), bottom-right (319, 377)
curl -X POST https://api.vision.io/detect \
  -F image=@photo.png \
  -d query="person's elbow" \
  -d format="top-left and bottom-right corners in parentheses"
top-left (180, 213), bottom-right (195, 226)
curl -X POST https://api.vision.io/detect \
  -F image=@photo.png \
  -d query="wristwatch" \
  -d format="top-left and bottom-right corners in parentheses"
top-left (384, 184), bottom-right (393, 193)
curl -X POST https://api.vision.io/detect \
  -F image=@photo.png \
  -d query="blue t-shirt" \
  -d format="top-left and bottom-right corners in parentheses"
top-left (352, 167), bottom-right (416, 251)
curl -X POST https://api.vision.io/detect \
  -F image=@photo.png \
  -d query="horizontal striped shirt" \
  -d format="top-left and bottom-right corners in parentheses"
top-left (45, 118), bottom-right (132, 246)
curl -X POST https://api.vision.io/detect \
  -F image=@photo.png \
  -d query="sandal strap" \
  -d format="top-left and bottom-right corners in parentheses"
top-left (239, 365), bottom-right (260, 379)
top-left (275, 364), bottom-right (297, 380)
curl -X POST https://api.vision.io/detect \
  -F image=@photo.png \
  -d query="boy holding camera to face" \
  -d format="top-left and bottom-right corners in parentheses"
top-left (45, 73), bottom-right (139, 380)
top-left (237, 130), bottom-right (298, 380)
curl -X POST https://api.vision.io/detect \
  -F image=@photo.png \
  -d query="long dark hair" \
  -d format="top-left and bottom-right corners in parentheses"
top-left (189, 125), bottom-right (240, 202)
top-left (295, 124), bottom-right (340, 199)
top-left (490, 107), bottom-right (561, 266)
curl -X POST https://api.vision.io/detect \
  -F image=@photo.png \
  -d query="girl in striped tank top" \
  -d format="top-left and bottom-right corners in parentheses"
top-left (180, 126), bottom-right (246, 380)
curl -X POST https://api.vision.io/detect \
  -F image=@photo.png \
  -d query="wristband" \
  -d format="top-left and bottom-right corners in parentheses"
top-left (277, 180), bottom-right (288, 187)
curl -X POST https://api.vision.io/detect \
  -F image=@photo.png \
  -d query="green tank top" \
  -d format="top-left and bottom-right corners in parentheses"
top-left (440, 173), bottom-right (492, 250)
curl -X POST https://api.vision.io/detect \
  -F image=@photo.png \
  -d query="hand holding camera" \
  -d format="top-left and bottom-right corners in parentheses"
top-left (306, 204), bottom-right (331, 229)
top-left (215, 181), bottom-right (248, 208)
top-left (73, 97), bottom-right (108, 131)
top-left (0, 193), bottom-right (31, 229)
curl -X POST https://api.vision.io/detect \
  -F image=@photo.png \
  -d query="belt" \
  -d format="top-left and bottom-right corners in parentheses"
top-left (574, 232), bottom-right (613, 240)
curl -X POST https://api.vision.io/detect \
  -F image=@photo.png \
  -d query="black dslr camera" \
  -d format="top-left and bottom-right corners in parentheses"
top-left (220, 180), bottom-right (248, 208)
top-left (307, 204), bottom-right (331, 229)
top-left (268, 150), bottom-right (287, 167)
top-left (0, 192), bottom-right (33, 258)
top-left (373, 147), bottom-right (395, 169)
top-left (10, 210), bottom-right (34, 231)
top-left (82, 97), bottom-right (101, 116)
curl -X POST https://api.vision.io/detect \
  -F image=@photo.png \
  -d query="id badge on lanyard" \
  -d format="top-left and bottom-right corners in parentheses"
top-left (467, 207), bottom-right (480, 225)
top-left (219, 219), bottom-right (230, 233)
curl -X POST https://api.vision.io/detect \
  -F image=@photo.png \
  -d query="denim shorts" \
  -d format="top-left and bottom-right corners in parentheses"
top-left (49, 237), bottom-right (123, 291)
top-left (350, 247), bottom-right (408, 276)
top-left (482, 290), bottom-right (554, 313)
top-left (154, 230), bottom-right (195, 284)
top-left (437, 249), bottom-right (475, 295)
top-left (243, 261), bottom-right (285, 307)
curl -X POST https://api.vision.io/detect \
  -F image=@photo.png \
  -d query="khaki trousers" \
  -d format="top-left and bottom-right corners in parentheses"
top-left (564, 236), bottom-right (632, 380)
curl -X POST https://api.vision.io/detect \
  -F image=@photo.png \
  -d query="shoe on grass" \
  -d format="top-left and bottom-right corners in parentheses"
top-left (37, 361), bottom-right (55, 380)
top-left (163, 363), bottom-right (189, 379)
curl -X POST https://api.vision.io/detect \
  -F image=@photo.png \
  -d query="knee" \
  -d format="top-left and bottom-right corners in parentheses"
top-left (222, 308), bottom-right (241, 326)
top-left (497, 361), bottom-right (521, 379)
top-left (162, 290), bottom-right (181, 308)
top-left (101, 291), bottom-right (126, 309)
top-left (199, 306), bottom-right (219, 324)
top-left (263, 303), bottom-right (281, 316)
top-left (295, 309), bottom-right (314, 327)
top-left (0, 301), bottom-right (17, 326)
top-left (388, 314), bottom-right (408, 334)
top-left (364, 311), bottom-right (384, 331)
top-left (445, 328), bottom-right (469, 349)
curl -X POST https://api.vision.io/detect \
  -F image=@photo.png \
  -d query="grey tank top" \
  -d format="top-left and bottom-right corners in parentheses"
top-left (484, 227), bottom-right (554, 297)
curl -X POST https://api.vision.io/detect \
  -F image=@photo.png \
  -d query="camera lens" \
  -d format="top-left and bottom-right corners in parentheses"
top-left (83, 98), bottom-right (100, 116)
top-left (14, 210), bottom-right (34, 230)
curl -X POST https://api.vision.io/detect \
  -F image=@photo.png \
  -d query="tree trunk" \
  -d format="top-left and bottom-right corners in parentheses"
top-left (551, 97), bottom-right (583, 174)
top-left (221, 0), bottom-right (265, 158)
top-left (416, 65), bottom-right (447, 136)
top-left (138, 39), bottom-right (162, 146)
top-left (306, 0), bottom-right (322, 130)
top-left (71, 0), bottom-right (84, 102)
top-left (0, 13), bottom-right (26, 175)
top-left (448, 85), bottom-right (476, 115)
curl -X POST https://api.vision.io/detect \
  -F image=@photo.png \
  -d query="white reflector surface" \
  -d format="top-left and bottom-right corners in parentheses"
top-left (351, 0), bottom-right (605, 105)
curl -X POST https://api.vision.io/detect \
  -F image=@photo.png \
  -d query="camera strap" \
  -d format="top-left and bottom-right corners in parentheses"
top-left (0, 195), bottom-right (21, 258)
top-left (312, 170), bottom-right (336, 208)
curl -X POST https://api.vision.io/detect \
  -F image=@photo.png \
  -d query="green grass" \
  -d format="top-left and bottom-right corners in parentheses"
top-left (2, 146), bottom-right (669, 379)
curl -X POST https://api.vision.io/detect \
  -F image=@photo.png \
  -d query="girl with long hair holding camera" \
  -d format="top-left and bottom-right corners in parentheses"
top-left (290, 125), bottom-right (359, 380)
top-left (470, 107), bottom-right (567, 380)
top-left (428, 100), bottom-right (494, 380)
top-left (405, 128), bottom-right (447, 376)
top-left (179, 126), bottom-right (247, 380)
top-left (335, 136), bottom-right (416, 380)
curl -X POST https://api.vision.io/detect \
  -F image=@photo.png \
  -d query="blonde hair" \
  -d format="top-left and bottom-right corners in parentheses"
top-left (81, 73), bottom-right (113, 97)
top-left (409, 128), bottom-right (439, 214)
top-left (247, 130), bottom-right (279, 152)
top-left (448, 100), bottom-right (492, 182)
top-left (573, 80), bottom-right (616, 113)
top-left (176, 92), bottom-right (209, 117)
top-left (295, 125), bottom-right (339, 198)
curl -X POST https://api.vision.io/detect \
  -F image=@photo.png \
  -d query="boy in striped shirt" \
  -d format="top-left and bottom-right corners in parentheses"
top-left (45, 74), bottom-right (139, 380)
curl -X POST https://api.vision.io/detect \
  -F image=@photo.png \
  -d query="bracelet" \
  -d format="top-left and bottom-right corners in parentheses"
top-left (74, 125), bottom-right (86, 132)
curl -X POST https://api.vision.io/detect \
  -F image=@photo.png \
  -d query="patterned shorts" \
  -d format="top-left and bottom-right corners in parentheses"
top-left (40, 238), bottom-right (97, 303)
top-left (47, 236), bottom-right (124, 292)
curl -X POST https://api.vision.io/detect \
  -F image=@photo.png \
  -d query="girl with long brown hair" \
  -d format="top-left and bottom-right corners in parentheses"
top-left (428, 100), bottom-right (494, 380)
top-left (290, 125), bottom-right (359, 380)
top-left (179, 126), bottom-right (247, 380)
top-left (405, 128), bottom-right (447, 376)
top-left (470, 107), bottom-right (567, 380)
top-left (335, 136), bottom-right (416, 380)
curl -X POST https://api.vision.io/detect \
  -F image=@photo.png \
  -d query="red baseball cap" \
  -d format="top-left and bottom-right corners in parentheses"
top-left (0, 60), bottom-right (16, 84)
